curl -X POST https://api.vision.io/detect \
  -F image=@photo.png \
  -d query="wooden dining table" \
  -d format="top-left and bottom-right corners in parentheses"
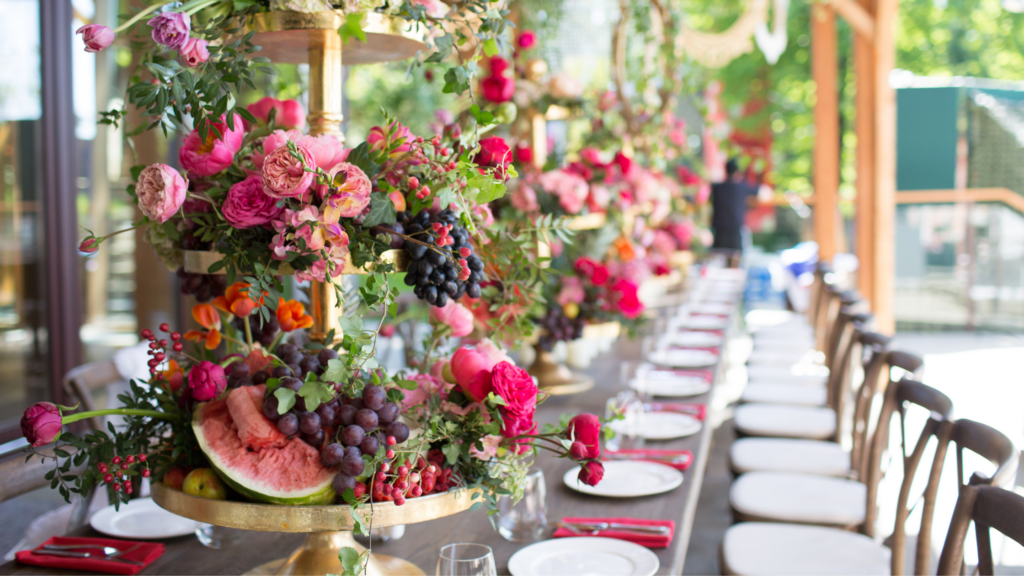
top-left (0, 300), bottom-right (732, 576)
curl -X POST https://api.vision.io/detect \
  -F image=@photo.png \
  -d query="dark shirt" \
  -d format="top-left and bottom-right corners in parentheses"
top-left (710, 179), bottom-right (758, 250)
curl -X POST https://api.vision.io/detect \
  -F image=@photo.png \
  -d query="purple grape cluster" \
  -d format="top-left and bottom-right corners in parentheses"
top-left (175, 268), bottom-right (227, 303)
top-left (536, 306), bottom-right (584, 351)
top-left (231, 315), bottom-right (280, 347)
top-left (399, 209), bottom-right (484, 307)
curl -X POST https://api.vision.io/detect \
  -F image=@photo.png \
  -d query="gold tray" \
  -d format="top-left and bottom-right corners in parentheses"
top-left (182, 249), bottom-right (410, 275)
top-left (248, 10), bottom-right (426, 65)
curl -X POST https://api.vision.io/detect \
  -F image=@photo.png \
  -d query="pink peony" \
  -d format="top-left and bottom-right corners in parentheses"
top-left (402, 373), bottom-right (448, 409)
top-left (652, 230), bottom-right (677, 255)
top-left (136, 164), bottom-right (187, 223)
top-left (539, 170), bottom-right (589, 214)
top-left (298, 134), bottom-right (348, 172)
top-left (76, 24), bottom-right (114, 53)
top-left (490, 361), bottom-right (538, 454)
top-left (21, 402), bottom-right (62, 447)
top-left (450, 339), bottom-right (513, 402)
top-left (322, 162), bottom-right (371, 218)
top-left (247, 97), bottom-right (305, 130)
top-left (430, 300), bottom-right (475, 337)
top-left (178, 115), bottom-right (244, 177)
top-left (262, 141), bottom-right (315, 198)
top-left (180, 37), bottom-right (209, 67)
top-left (188, 360), bottom-right (226, 401)
top-left (511, 185), bottom-right (539, 212)
top-left (610, 279), bottom-right (644, 319)
top-left (222, 175), bottom-right (284, 228)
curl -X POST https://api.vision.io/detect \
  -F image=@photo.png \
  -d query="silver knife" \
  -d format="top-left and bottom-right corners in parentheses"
top-left (32, 549), bottom-right (145, 566)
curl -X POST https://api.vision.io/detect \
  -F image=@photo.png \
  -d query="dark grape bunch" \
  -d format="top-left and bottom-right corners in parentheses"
top-left (231, 314), bottom-right (280, 347)
top-left (536, 306), bottom-right (584, 351)
top-left (398, 209), bottom-right (485, 307)
top-left (175, 268), bottom-right (227, 303)
top-left (228, 343), bottom-right (337, 392)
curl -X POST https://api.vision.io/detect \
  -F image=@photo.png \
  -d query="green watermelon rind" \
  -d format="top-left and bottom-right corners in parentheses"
top-left (192, 403), bottom-right (337, 506)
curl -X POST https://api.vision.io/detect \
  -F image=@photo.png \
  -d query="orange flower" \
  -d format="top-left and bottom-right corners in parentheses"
top-left (184, 303), bottom-right (222, 350)
top-left (276, 298), bottom-right (314, 332)
top-left (212, 282), bottom-right (263, 317)
top-left (614, 236), bottom-right (636, 262)
top-left (161, 359), bottom-right (185, 393)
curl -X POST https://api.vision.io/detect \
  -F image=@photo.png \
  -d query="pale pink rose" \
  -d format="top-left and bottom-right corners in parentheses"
top-left (262, 141), bottom-right (315, 198)
top-left (473, 203), bottom-right (495, 227)
top-left (430, 300), bottom-right (475, 337)
top-left (556, 276), bottom-right (585, 306)
top-left (401, 373), bottom-right (447, 409)
top-left (322, 163), bottom-right (371, 218)
top-left (222, 175), bottom-right (283, 228)
top-left (180, 37), bottom-right (209, 67)
top-left (475, 338), bottom-right (514, 367)
top-left (251, 129), bottom-right (303, 168)
top-left (410, 0), bottom-right (449, 17)
top-left (178, 115), bottom-right (244, 177)
top-left (511, 185), bottom-right (539, 212)
top-left (469, 434), bottom-right (502, 460)
top-left (652, 230), bottom-right (676, 255)
top-left (540, 170), bottom-right (588, 214)
top-left (298, 134), bottom-right (348, 172)
top-left (136, 164), bottom-right (187, 223)
top-left (247, 97), bottom-right (305, 129)
top-left (587, 185), bottom-right (611, 212)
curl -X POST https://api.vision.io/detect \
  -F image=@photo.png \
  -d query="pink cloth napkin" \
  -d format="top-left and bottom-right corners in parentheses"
top-left (646, 402), bottom-right (706, 420)
top-left (604, 449), bottom-right (694, 471)
top-left (553, 516), bottom-right (675, 548)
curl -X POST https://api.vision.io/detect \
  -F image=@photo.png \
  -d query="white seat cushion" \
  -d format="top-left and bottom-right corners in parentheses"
top-left (740, 383), bottom-right (827, 406)
top-left (746, 350), bottom-right (822, 367)
top-left (729, 438), bottom-right (849, 476)
top-left (746, 376), bottom-right (827, 389)
top-left (722, 522), bottom-right (890, 575)
top-left (730, 472), bottom-right (866, 525)
top-left (734, 404), bottom-right (836, 439)
top-left (746, 364), bottom-right (829, 385)
top-left (752, 338), bottom-right (816, 353)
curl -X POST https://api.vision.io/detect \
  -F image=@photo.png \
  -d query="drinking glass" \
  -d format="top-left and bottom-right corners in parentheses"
top-left (605, 392), bottom-right (646, 452)
top-left (195, 523), bottom-right (244, 549)
top-left (436, 543), bottom-right (497, 576)
top-left (497, 470), bottom-right (547, 542)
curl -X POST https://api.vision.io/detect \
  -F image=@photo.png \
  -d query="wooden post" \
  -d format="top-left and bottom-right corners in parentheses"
top-left (853, 0), bottom-right (875, 304)
top-left (873, 0), bottom-right (897, 333)
top-left (812, 3), bottom-right (840, 261)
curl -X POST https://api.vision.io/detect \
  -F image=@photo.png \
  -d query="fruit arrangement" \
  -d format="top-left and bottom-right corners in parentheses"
top-left (535, 305), bottom-right (585, 351)
top-left (399, 208), bottom-right (486, 307)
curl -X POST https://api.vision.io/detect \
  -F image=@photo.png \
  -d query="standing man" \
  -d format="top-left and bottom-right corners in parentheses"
top-left (710, 158), bottom-right (759, 267)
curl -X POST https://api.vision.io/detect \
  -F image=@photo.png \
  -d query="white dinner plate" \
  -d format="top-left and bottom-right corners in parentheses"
top-left (632, 373), bottom-right (712, 397)
top-left (562, 460), bottom-right (684, 498)
top-left (691, 302), bottom-right (734, 316)
top-left (610, 411), bottom-right (702, 440)
top-left (697, 292), bottom-right (738, 304)
top-left (662, 331), bottom-right (724, 348)
top-left (509, 537), bottom-right (660, 576)
top-left (681, 315), bottom-right (730, 330)
top-left (90, 497), bottom-right (196, 539)
top-left (649, 348), bottom-right (718, 368)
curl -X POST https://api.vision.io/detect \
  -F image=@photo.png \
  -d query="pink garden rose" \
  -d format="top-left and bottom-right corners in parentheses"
top-left (652, 230), bottom-right (677, 255)
top-left (539, 170), bottom-right (588, 214)
top-left (251, 129), bottom-right (303, 168)
top-left (402, 373), bottom-right (449, 410)
top-left (587, 184), bottom-right (611, 212)
top-left (247, 97), bottom-right (305, 129)
top-left (76, 24), bottom-right (114, 53)
top-left (222, 175), bottom-right (284, 228)
top-left (476, 137), bottom-right (512, 180)
top-left (136, 164), bottom-right (187, 223)
top-left (516, 30), bottom-right (537, 49)
top-left (430, 300), bottom-right (475, 337)
top-left (299, 134), bottom-right (348, 173)
top-left (610, 279), bottom-right (644, 319)
top-left (450, 339), bottom-right (513, 401)
top-left (188, 361), bottom-right (226, 401)
top-left (490, 362), bottom-right (539, 454)
top-left (511, 185), bottom-right (539, 212)
top-left (262, 141), bottom-right (315, 198)
top-left (579, 147), bottom-right (608, 168)
top-left (578, 460), bottom-right (604, 486)
top-left (575, 257), bottom-right (610, 286)
top-left (566, 413), bottom-right (601, 459)
top-left (473, 203), bottom-right (495, 227)
top-left (321, 162), bottom-right (371, 218)
top-left (180, 37), bottom-right (209, 67)
top-left (21, 402), bottom-right (62, 447)
top-left (178, 115), bottom-right (244, 177)
top-left (481, 75), bottom-right (514, 104)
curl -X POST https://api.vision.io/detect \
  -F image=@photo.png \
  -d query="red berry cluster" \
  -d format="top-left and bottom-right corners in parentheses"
top-left (431, 222), bottom-right (458, 248)
top-left (142, 323), bottom-right (182, 377)
top-left (97, 453), bottom-right (150, 495)
top-left (367, 443), bottom-right (456, 506)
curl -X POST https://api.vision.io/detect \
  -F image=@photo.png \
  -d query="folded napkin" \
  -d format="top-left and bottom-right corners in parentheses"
top-left (647, 402), bottom-right (706, 421)
top-left (647, 368), bottom-right (714, 382)
top-left (605, 448), bottom-right (693, 471)
top-left (16, 536), bottom-right (164, 575)
top-left (553, 517), bottom-right (675, 548)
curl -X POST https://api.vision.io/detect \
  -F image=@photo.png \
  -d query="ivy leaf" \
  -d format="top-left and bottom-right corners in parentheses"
top-left (426, 33), bottom-right (455, 63)
top-left (482, 38), bottom-right (499, 57)
top-left (274, 387), bottom-right (296, 414)
top-left (485, 391), bottom-right (507, 406)
top-left (323, 358), bottom-right (351, 383)
top-left (395, 378), bottom-right (418, 391)
top-left (339, 546), bottom-right (363, 576)
top-left (443, 66), bottom-right (470, 95)
top-left (339, 13), bottom-right (367, 44)
top-left (441, 443), bottom-right (461, 465)
top-left (434, 186), bottom-right (457, 210)
top-left (338, 316), bottom-right (364, 339)
top-left (298, 381), bottom-right (333, 412)
top-left (361, 192), bottom-right (397, 228)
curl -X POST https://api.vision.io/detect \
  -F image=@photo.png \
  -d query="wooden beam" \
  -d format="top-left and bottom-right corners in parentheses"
top-left (854, 0), bottom-right (875, 312)
top-left (828, 0), bottom-right (875, 41)
top-left (873, 0), bottom-right (897, 333)
top-left (812, 3), bottom-right (840, 261)
top-left (895, 188), bottom-right (1024, 213)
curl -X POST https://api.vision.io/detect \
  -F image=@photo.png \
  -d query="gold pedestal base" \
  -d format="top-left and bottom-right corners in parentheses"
top-left (528, 347), bottom-right (594, 396)
top-left (244, 532), bottom-right (424, 576)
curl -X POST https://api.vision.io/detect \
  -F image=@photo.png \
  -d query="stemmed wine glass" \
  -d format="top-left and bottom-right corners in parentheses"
top-left (436, 543), bottom-right (497, 576)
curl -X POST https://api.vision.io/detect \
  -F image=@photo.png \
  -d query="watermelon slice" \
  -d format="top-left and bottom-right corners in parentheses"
top-left (192, 385), bottom-right (337, 505)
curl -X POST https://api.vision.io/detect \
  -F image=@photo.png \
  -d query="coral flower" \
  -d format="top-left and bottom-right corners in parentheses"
top-left (212, 282), bottom-right (263, 317)
top-left (614, 236), bottom-right (636, 261)
top-left (183, 303), bottom-right (222, 350)
top-left (277, 299), bottom-right (314, 332)
top-left (161, 359), bottom-right (185, 393)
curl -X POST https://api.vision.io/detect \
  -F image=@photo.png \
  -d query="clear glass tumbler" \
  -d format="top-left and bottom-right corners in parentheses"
top-left (605, 392), bottom-right (646, 452)
top-left (195, 523), bottom-right (244, 549)
top-left (497, 470), bottom-right (547, 542)
top-left (436, 543), bottom-right (497, 576)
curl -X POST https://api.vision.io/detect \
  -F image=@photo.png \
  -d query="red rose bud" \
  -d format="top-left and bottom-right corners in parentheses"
top-left (578, 461), bottom-right (604, 486)
top-left (188, 360), bottom-right (227, 401)
top-left (514, 144), bottom-right (533, 165)
top-left (569, 441), bottom-right (588, 461)
top-left (78, 237), bottom-right (100, 255)
top-left (566, 413), bottom-right (601, 459)
top-left (517, 30), bottom-right (537, 49)
top-left (21, 402), bottom-right (63, 447)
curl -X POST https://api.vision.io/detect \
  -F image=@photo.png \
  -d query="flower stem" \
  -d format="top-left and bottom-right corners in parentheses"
top-left (243, 316), bottom-right (254, 347)
top-left (112, 1), bottom-right (165, 34)
top-left (62, 408), bottom-right (180, 425)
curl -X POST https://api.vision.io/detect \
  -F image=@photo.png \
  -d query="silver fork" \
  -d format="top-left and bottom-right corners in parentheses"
top-left (32, 549), bottom-right (145, 565)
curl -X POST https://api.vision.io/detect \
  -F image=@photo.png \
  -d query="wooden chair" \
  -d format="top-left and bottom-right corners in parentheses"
top-left (748, 264), bottom-right (832, 357)
top-left (938, 484), bottom-right (1024, 575)
top-left (729, 352), bottom-right (928, 531)
top-left (730, 329), bottom-right (892, 478)
top-left (723, 383), bottom-right (1017, 575)
top-left (62, 360), bottom-right (126, 431)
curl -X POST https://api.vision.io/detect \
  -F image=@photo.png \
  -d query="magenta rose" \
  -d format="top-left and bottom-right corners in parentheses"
top-left (222, 175), bottom-right (284, 229)
top-left (481, 75), bottom-right (514, 103)
top-left (491, 362), bottom-right (539, 454)
top-left (136, 164), bottom-right (187, 223)
top-left (262, 141), bottom-right (315, 198)
top-left (578, 460), bottom-right (604, 486)
top-left (180, 37), bottom-right (209, 67)
top-left (178, 115), bottom-right (244, 177)
top-left (147, 12), bottom-right (190, 50)
top-left (188, 361), bottom-right (226, 402)
top-left (76, 24), bottom-right (114, 53)
top-left (430, 300), bottom-right (474, 338)
top-left (566, 413), bottom-right (601, 459)
top-left (247, 97), bottom-right (305, 130)
top-left (322, 162), bottom-right (371, 217)
top-left (21, 402), bottom-right (62, 447)
top-left (476, 137), bottom-right (512, 179)
top-left (610, 279), bottom-right (644, 319)
top-left (517, 30), bottom-right (537, 49)
top-left (569, 441), bottom-right (588, 460)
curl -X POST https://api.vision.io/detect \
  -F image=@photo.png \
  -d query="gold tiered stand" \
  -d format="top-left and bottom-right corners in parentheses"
top-left (152, 483), bottom-right (478, 575)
